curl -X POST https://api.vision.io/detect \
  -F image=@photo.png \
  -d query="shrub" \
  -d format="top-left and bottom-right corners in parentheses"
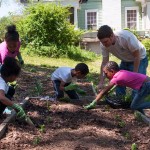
top-left (17, 3), bottom-right (83, 57)
top-left (123, 28), bottom-right (140, 39)
top-left (0, 15), bottom-right (22, 42)
top-left (142, 38), bottom-right (150, 59)
top-left (24, 44), bottom-right (97, 61)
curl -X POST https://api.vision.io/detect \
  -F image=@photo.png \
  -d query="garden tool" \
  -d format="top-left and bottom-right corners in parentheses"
top-left (25, 116), bottom-right (35, 127)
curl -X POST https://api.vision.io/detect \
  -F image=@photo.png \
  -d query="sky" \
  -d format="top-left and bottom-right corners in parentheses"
top-left (0, 0), bottom-right (24, 18)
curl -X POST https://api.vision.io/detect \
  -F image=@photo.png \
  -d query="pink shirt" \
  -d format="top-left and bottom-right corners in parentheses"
top-left (110, 70), bottom-right (147, 90)
top-left (0, 41), bottom-right (20, 64)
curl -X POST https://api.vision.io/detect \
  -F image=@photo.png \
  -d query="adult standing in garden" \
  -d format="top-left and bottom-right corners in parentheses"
top-left (0, 25), bottom-right (24, 65)
top-left (97, 25), bottom-right (148, 96)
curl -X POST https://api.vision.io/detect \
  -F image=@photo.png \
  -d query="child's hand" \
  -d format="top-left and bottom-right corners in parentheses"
top-left (75, 88), bottom-right (86, 96)
top-left (19, 59), bottom-right (24, 65)
top-left (12, 104), bottom-right (26, 119)
top-left (64, 83), bottom-right (78, 91)
top-left (84, 100), bottom-right (97, 110)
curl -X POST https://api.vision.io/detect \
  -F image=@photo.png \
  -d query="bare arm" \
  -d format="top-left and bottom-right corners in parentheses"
top-left (59, 80), bottom-right (66, 91)
top-left (98, 56), bottom-right (109, 89)
top-left (95, 82), bottom-right (115, 102)
top-left (132, 50), bottom-right (140, 72)
top-left (0, 90), bottom-right (14, 106)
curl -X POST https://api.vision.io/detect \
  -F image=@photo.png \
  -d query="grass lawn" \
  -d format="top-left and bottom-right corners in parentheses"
top-left (22, 52), bottom-right (150, 85)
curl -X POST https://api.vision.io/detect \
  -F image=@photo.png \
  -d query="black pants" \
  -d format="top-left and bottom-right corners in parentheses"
top-left (0, 86), bottom-right (15, 115)
top-left (52, 80), bottom-right (79, 99)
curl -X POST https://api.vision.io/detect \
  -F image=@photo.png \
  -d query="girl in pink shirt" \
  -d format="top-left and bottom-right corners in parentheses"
top-left (85, 61), bottom-right (150, 114)
top-left (0, 25), bottom-right (24, 65)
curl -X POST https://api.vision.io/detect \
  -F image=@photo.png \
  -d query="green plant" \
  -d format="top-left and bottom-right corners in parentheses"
top-left (134, 111), bottom-right (143, 121)
top-left (33, 136), bottom-right (41, 145)
top-left (118, 120), bottom-right (126, 128)
top-left (46, 100), bottom-right (51, 111)
top-left (39, 124), bottom-right (45, 133)
top-left (34, 80), bottom-right (43, 96)
top-left (123, 132), bottom-right (131, 140)
top-left (131, 143), bottom-right (137, 150)
top-left (16, 3), bottom-right (83, 57)
top-left (115, 115), bottom-right (121, 121)
top-left (142, 38), bottom-right (150, 59)
top-left (46, 116), bottom-right (52, 123)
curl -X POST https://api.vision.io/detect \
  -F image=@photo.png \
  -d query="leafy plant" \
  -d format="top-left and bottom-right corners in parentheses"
top-left (46, 116), bottom-right (52, 123)
top-left (39, 124), bottom-right (45, 133)
top-left (46, 100), bottom-right (51, 111)
top-left (131, 143), bottom-right (137, 150)
top-left (34, 80), bottom-right (43, 96)
top-left (33, 136), bottom-right (41, 145)
top-left (118, 120), bottom-right (126, 128)
top-left (134, 111), bottom-right (143, 122)
top-left (16, 3), bottom-right (83, 57)
top-left (123, 132), bottom-right (131, 140)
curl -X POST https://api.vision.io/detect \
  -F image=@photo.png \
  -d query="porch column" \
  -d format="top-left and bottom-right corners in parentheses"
top-left (74, 6), bottom-right (78, 29)
top-left (146, 2), bottom-right (150, 30)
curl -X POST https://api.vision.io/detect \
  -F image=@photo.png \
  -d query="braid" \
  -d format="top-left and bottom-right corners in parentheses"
top-left (105, 61), bottom-right (120, 71)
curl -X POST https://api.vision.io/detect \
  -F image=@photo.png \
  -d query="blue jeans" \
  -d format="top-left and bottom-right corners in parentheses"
top-left (116, 56), bottom-right (148, 96)
top-left (52, 80), bottom-right (79, 99)
top-left (130, 81), bottom-right (150, 112)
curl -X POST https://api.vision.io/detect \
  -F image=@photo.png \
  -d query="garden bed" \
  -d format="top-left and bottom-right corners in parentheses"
top-left (0, 66), bottom-right (150, 150)
top-left (0, 97), bottom-right (150, 150)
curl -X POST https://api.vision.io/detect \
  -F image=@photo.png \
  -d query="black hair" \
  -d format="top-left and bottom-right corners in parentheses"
top-left (1, 57), bottom-right (21, 78)
top-left (97, 25), bottom-right (113, 40)
top-left (75, 63), bottom-right (89, 75)
top-left (105, 61), bottom-right (120, 72)
top-left (5, 25), bottom-right (19, 42)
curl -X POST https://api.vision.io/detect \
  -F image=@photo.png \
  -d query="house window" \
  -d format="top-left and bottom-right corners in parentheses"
top-left (125, 7), bottom-right (139, 30)
top-left (85, 10), bottom-right (98, 30)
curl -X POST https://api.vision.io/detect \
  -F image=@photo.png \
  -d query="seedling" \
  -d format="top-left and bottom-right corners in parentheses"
top-left (33, 136), bottom-right (41, 145)
top-left (46, 116), bottom-right (52, 123)
top-left (134, 111), bottom-right (142, 122)
top-left (34, 81), bottom-right (43, 96)
top-left (115, 115), bottom-right (121, 121)
top-left (123, 132), bottom-right (131, 140)
top-left (131, 143), bottom-right (137, 150)
top-left (59, 97), bottom-right (70, 102)
top-left (30, 68), bottom-right (37, 73)
top-left (118, 120), bottom-right (126, 128)
top-left (46, 100), bottom-right (51, 111)
top-left (39, 124), bottom-right (45, 133)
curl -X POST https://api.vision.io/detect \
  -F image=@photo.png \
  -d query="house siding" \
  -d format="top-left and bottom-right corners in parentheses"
top-left (78, 0), bottom-right (102, 29)
top-left (121, 0), bottom-right (142, 30)
top-left (102, 0), bottom-right (121, 30)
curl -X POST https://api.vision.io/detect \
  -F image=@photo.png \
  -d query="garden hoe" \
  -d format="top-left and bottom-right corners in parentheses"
top-left (25, 116), bottom-right (35, 127)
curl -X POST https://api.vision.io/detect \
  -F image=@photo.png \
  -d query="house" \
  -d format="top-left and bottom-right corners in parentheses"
top-left (78, 0), bottom-right (150, 31)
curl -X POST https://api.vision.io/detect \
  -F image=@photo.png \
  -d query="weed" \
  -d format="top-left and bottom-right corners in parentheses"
top-left (134, 111), bottom-right (143, 122)
top-left (34, 80), bottom-right (43, 96)
top-left (30, 68), bottom-right (37, 73)
top-left (39, 124), bottom-right (45, 133)
top-left (123, 132), bottom-right (131, 140)
top-left (46, 116), bottom-right (52, 123)
top-left (33, 136), bottom-right (41, 145)
top-left (131, 143), bottom-right (137, 150)
top-left (46, 100), bottom-right (51, 111)
top-left (115, 115), bottom-right (121, 121)
top-left (118, 120), bottom-right (126, 128)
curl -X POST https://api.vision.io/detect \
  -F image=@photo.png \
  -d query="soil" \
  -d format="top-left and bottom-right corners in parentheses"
top-left (0, 66), bottom-right (150, 150)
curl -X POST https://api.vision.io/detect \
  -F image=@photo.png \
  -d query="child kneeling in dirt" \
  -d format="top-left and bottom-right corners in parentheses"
top-left (51, 63), bottom-right (89, 100)
top-left (0, 57), bottom-right (26, 119)
top-left (84, 61), bottom-right (150, 114)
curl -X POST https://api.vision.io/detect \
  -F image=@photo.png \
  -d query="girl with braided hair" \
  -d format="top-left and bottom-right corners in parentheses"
top-left (85, 61), bottom-right (150, 115)
top-left (0, 25), bottom-right (24, 65)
